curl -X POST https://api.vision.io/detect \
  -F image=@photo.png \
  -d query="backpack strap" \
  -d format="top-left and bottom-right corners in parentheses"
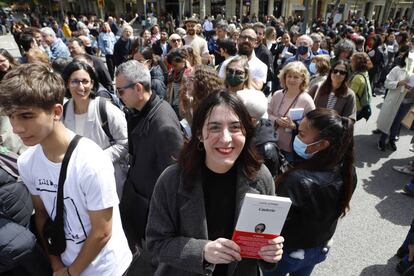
top-left (98, 97), bottom-right (115, 146)
top-left (62, 101), bottom-right (68, 120)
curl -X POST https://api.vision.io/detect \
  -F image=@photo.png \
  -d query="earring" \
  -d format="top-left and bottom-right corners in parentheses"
top-left (197, 141), bottom-right (204, 151)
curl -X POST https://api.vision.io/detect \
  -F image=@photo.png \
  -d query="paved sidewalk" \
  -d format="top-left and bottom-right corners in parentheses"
top-left (0, 33), bottom-right (21, 58)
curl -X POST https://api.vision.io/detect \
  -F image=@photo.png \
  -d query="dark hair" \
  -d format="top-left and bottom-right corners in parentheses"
top-left (130, 37), bottom-right (145, 57)
top-left (318, 60), bottom-right (349, 98)
top-left (276, 108), bottom-right (355, 217)
top-left (166, 48), bottom-right (188, 64)
top-left (217, 38), bottom-right (237, 56)
top-left (67, 37), bottom-right (85, 48)
top-left (394, 50), bottom-right (409, 68)
top-left (62, 61), bottom-right (99, 98)
top-left (179, 91), bottom-right (261, 184)
top-left (19, 33), bottom-right (35, 52)
top-left (372, 34), bottom-right (383, 49)
top-left (0, 49), bottom-right (18, 68)
top-left (52, 57), bottom-right (73, 75)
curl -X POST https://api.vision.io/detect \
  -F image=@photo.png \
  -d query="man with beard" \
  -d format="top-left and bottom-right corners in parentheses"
top-left (253, 22), bottom-right (274, 95)
top-left (218, 28), bottom-right (267, 91)
top-left (183, 17), bottom-right (210, 64)
top-left (284, 34), bottom-right (314, 74)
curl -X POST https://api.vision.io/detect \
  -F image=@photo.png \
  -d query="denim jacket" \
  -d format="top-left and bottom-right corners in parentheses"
top-left (98, 32), bottom-right (116, 55)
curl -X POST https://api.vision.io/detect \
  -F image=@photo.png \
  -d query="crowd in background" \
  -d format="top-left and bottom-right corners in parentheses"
top-left (0, 8), bottom-right (413, 276)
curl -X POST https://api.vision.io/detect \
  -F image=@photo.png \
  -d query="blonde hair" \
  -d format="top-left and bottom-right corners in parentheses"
top-left (278, 61), bottom-right (310, 92)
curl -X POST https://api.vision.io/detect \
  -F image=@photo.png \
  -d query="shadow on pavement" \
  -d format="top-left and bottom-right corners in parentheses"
top-left (359, 256), bottom-right (400, 276)
top-left (353, 133), bottom-right (393, 168)
top-left (360, 155), bottom-right (413, 226)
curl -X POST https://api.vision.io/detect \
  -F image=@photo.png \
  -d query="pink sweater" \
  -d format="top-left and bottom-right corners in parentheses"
top-left (268, 90), bottom-right (315, 152)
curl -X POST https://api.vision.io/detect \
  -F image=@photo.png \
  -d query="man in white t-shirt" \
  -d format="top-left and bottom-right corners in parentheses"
top-left (183, 17), bottom-right (210, 64)
top-left (0, 64), bottom-right (132, 276)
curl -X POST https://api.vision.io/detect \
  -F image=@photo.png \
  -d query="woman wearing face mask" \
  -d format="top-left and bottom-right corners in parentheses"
top-left (268, 61), bottom-right (315, 161)
top-left (308, 55), bottom-right (331, 94)
top-left (312, 60), bottom-right (357, 120)
top-left (146, 91), bottom-right (284, 276)
top-left (376, 49), bottom-right (414, 152)
top-left (224, 56), bottom-right (252, 93)
top-left (263, 108), bottom-right (356, 276)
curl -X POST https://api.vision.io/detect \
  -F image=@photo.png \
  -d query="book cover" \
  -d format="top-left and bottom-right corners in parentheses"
top-left (232, 193), bottom-right (291, 259)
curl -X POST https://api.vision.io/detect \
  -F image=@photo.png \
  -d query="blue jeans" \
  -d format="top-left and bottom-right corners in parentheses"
top-left (380, 102), bottom-right (412, 143)
top-left (262, 247), bottom-right (329, 276)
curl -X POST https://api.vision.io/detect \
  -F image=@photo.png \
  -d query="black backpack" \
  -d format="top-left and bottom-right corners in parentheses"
top-left (63, 97), bottom-right (115, 145)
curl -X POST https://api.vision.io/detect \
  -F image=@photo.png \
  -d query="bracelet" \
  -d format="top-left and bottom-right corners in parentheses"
top-left (66, 267), bottom-right (72, 276)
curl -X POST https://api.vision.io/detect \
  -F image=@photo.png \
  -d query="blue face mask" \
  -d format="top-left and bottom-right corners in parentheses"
top-left (309, 62), bottom-right (317, 74)
top-left (293, 136), bottom-right (320, 159)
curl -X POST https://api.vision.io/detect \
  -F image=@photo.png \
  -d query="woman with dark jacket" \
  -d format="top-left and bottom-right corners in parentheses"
top-left (368, 34), bottom-right (387, 96)
top-left (312, 60), bottom-right (357, 121)
top-left (113, 24), bottom-right (134, 67)
top-left (146, 91), bottom-right (284, 276)
top-left (263, 108), bottom-right (356, 276)
top-left (133, 46), bottom-right (167, 99)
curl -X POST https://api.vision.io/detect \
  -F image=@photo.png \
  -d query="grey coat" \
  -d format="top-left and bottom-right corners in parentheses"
top-left (146, 163), bottom-right (276, 276)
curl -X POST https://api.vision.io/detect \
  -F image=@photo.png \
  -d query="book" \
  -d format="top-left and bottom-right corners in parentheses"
top-left (289, 108), bottom-right (305, 121)
top-left (232, 193), bottom-right (292, 259)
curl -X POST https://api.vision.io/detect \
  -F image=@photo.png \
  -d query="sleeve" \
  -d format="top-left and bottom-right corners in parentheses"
top-left (80, 146), bottom-right (119, 210)
top-left (303, 94), bottom-right (316, 114)
top-left (267, 93), bottom-right (279, 122)
top-left (155, 123), bottom-right (184, 176)
top-left (17, 151), bottom-right (38, 196)
top-left (104, 102), bottom-right (129, 163)
top-left (343, 92), bottom-right (357, 121)
top-left (146, 168), bottom-right (209, 274)
top-left (384, 67), bottom-right (401, 90)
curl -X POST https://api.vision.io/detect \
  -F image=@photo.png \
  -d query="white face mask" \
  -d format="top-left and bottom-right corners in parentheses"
top-left (293, 136), bottom-right (321, 159)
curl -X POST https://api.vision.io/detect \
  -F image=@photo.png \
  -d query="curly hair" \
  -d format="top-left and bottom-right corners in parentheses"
top-left (351, 52), bottom-right (372, 72)
top-left (278, 61), bottom-right (310, 92)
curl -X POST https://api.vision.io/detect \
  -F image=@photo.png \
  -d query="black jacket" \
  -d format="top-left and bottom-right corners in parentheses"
top-left (277, 167), bottom-right (356, 249)
top-left (254, 119), bottom-right (280, 177)
top-left (150, 64), bottom-right (167, 99)
top-left (91, 54), bottom-right (114, 92)
top-left (113, 37), bottom-right (133, 67)
top-left (152, 39), bottom-right (171, 57)
top-left (120, 94), bottom-right (183, 249)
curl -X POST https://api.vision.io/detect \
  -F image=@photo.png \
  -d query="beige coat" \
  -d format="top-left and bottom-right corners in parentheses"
top-left (377, 66), bottom-right (409, 134)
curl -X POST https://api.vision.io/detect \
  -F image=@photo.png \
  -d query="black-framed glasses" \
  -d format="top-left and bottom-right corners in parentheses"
top-left (170, 38), bottom-right (181, 43)
top-left (226, 68), bottom-right (245, 76)
top-left (116, 83), bottom-right (137, 96)
top-left (332, 69), bottom-right (347, 76)
top-left (69, 79), bottom-right (91, 87)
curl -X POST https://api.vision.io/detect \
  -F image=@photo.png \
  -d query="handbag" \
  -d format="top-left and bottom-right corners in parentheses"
top-left (42, 135), bottom-right (82, 256)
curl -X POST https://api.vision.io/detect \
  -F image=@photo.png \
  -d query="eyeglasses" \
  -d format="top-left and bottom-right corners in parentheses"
top-left (116, 83), bottom-right (137, 96)
top-left (69, 79), bottom-right (91, 87)
top-left (226, 68), bottom-right (245, 76)
top-left (239, 35), bottom-right (256, 42)
top-left (332, 69), bottom-right (347, 76)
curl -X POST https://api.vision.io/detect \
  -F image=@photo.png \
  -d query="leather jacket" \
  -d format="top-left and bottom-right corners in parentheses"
top-left (276, 166), bottom-right (357, 249)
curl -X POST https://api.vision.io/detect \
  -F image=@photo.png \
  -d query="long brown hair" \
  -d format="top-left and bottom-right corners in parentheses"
top-left (318, 60), bottom-right (350, 97)
top-left (179, 90), bottom-right (261, 189)
top-left (276, 108), bottom-right (355, 217)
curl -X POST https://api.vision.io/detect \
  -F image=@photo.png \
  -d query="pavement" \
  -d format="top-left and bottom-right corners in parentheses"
top-left (1, 33), bottom-right (414, 275)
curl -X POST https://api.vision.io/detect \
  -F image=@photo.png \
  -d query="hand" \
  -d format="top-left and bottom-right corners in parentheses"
top-left (277, 117), bottom-right (294, 129)
top-left (258, 236), bottom-right (284, 263)
top-left (53, 267), bottom-right (73, 276)
top-left (203, 238), bottom-right (242, 264)
top-left (398, 79), bottom-right (409, 88)
top-left (408, 244), bottom-right (414, 262)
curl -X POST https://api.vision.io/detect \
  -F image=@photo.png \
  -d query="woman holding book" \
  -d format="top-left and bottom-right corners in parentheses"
top-left (146, 91), bottom-right (284, 276)
top-left (263, 108), bottom-right (356, 276)
top-left (268, 61), bottom-right (315, 161)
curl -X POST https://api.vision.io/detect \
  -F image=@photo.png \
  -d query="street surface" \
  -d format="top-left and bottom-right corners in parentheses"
top-left (1, 33), bottom-right (413, 275)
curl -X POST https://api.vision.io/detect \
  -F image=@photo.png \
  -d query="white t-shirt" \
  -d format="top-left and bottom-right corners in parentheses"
top-left (183, 34), bottom-right (209, 56)
top-left (18, 132), bottom-right (132, 276)
top-left (218, 52), bottom-right (267, 84)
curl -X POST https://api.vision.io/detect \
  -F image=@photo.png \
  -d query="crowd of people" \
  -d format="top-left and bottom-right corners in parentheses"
top-left (0, 9), bottom-right (413, 276)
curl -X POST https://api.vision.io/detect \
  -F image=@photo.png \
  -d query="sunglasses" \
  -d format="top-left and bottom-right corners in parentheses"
top-left (226, 68), bottom-right (245, 76)
top-left (170, 38), bottom-right (181, 43)
top-left (332, 69), bottom-right (347, 76)
top-left (116, 83), bottom-right (137, 96)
